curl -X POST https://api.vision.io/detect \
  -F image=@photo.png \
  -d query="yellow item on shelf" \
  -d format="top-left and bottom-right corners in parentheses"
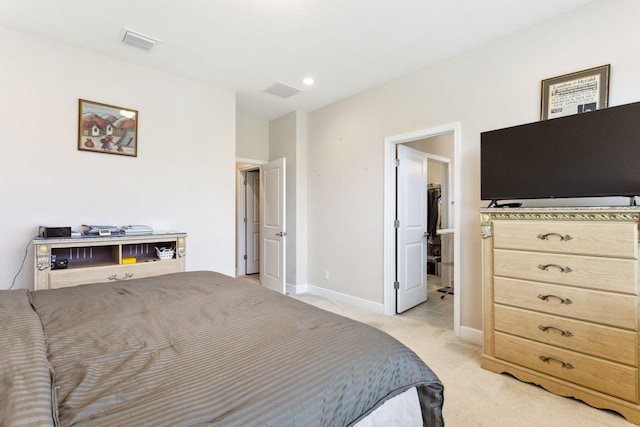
top-left (122, 257), bottom-right (137, 264)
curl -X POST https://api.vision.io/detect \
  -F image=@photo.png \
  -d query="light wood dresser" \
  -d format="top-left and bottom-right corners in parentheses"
top-left (480, 207), bottom-right (640, 424)
top-left (33, 232), bottom-right (187, 290)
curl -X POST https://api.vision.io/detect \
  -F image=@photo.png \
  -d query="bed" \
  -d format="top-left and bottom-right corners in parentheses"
top-left (1, 271), bottom-right (444, 426)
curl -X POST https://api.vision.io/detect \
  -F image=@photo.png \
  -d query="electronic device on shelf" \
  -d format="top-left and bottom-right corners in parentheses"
top-left (487, 201), bottom-right (522, 208)
top-left (50, 255), bottom-right (68, 270)
top-left (481, 100), bottom-right (640, 207)
top-left (82, 225), bottom-right (120, 236)
top-left (38, 226), bottom-right (71, 238)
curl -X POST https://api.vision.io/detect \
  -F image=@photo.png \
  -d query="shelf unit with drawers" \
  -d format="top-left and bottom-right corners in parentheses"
top-left (33, 232), bottom-right (187, 290)
top-left (480, 207), bottom-right (640, 424)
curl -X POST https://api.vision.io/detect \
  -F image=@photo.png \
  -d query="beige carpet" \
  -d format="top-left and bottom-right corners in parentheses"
top-left (292, 292), bottom-right (633, 427)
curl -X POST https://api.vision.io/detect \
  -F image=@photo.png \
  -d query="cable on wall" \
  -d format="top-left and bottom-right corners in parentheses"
top-left (9, 237), bottom-right (35, 290)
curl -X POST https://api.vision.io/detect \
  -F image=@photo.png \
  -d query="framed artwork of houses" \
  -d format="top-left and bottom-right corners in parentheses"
top-left (78, 99), bottom-right (138, 157)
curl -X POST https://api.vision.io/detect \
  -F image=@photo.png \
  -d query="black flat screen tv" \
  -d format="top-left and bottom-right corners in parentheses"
top-left (480, 101), bottom-right (640, 206)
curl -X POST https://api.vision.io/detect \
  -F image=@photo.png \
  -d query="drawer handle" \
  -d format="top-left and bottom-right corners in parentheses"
top-left (537, 294), bottom-right (573, 305)
top-left (108, 273), bottom-right (134, 281)
top-left (538, 325), bottom-right (573, 337)
top-left (538, 263), bottom-right (572, 274)
top-left (539, 355), bottom-right (574, 369)
top-left (537, 232), bottom-right (572, 241)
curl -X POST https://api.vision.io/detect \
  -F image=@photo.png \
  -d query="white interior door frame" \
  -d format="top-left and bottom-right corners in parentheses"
top-left (383, 123), bottom-right (461, 337)
top-left (236, 160), bottom-right (266, 277)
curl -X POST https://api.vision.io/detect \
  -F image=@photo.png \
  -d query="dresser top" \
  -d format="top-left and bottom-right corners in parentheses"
top-left (480, 206), bottom-right (640, 213)
top-left (480, 206), bottom-right (640, 222)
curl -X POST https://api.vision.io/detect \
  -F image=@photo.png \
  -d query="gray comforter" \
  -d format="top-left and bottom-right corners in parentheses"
top-left (3, 271), bottom-right (444, 426)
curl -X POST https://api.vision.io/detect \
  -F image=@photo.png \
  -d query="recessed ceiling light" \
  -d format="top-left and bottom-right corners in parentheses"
top-left (302, 77), bottom-right (315, 86)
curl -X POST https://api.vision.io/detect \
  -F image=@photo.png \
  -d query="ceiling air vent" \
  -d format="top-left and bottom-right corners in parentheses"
top-left (264, 82), bottom-right (302, 99)
top-left (122, 30), bottom-right (157, 51)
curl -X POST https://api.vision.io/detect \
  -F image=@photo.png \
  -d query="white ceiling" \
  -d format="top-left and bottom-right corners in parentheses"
top-left (0, 0), bottom-right (595, 121)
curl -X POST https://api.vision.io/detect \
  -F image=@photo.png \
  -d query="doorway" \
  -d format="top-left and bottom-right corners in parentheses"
top-left (237, 163), bottom-right (262, 278)
top-left (236, 158), bottom-right (287, 294)
top-left (410, 156), bottom-right (454, 328)
top-left (383, 123), bottom-right (461, 337)
top-left (245, 170), bottom-right (260, 275)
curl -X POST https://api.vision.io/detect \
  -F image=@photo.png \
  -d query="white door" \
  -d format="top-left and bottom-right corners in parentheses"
top-left (245, 170), bottom-right (260, 274)
top-left (260, 158), bottom-right (286, 293)
top-left (396, 145), bottom-right (429, 313)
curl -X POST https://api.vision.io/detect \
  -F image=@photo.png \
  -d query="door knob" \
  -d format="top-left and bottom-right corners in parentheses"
top-left (276, 232), bottom-right (287, 237)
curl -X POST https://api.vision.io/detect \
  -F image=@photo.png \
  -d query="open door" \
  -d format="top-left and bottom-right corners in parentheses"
top-left (260, 158), bottom-right (286, 293)
top-left (396, 145), bottom-right (429, 313)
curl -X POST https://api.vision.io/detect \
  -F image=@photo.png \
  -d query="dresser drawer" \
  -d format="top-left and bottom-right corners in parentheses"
top-left (495, 332), bottom-right (638, 402)
top-left (494, 277), bottom-right (637, 330)
top-left (494, 249), bottom-right (638, 294)
top-left (494, 305), bottom-right (637, 365)
top-left (48, 261), bottom-right (180, 289)
top-left (493, 220), bottom-right (638, 259)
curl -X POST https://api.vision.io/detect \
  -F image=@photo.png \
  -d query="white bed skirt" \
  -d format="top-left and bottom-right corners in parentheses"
top-left (354, 387), bottom-right (423, 427)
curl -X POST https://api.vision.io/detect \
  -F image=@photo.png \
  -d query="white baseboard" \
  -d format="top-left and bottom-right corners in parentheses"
top-left (459, 325), bottom-right (483, 346)
top-left (286, 282), bottom-right (301, 295)
top-left (293, 283), bottom-right (385, 314)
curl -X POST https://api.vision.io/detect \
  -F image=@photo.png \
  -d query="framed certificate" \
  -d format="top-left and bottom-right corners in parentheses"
top-left (541, 65), bottom-right (610, 120)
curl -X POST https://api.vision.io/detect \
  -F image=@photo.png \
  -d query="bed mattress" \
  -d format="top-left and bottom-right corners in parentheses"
top-left (3, 271), bottom-right (444, 426)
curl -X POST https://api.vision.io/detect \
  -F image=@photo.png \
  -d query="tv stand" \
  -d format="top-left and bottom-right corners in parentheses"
top-left (487, 200), bottom-right (522, 208)
top-left (32, 232), bottom-right (187, 290)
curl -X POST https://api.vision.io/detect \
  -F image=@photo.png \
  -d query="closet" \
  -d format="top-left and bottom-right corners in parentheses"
top-left (426, 184), bottom-right (441, 276)
top-left (427, 182), bottom-right (453, 299)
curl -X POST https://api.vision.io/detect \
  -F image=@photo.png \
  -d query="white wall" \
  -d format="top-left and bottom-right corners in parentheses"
top-left (306, 0), bottom-right (640, 330)
top-left (236, 114), bottom-right (269, 161)
top-left (0, 26), bottom-right (236, 290)
top-left (295, 112), bottom-right (309, 288)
